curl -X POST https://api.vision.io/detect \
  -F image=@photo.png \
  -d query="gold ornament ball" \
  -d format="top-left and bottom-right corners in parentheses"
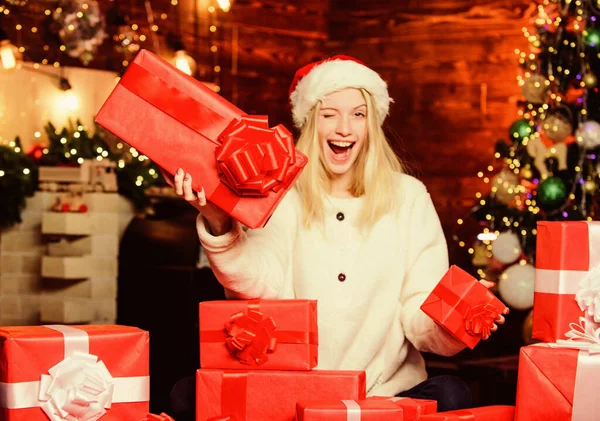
top-left (521, 167), bottom-right (533, 180)
top-left (584, 179), bottom-right (597, 193)
top-left (521, 74), bottom-right (549, 104)
top-left (543, 113), bottom-right (573, 142)
top-left (583, 72), bottom-right (598, 89)
top-left (491, 170), bottom-right (520, 204)
top-left (522, 309), bottom-right (536, 345)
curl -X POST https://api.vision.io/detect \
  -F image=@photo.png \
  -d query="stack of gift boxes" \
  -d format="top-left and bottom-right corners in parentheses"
top-left (197, 299), bottom-right (441, 420)
top-left (513, 221), bottom-right (600, 420)
top-left (195, 296), bottom-right (522, 421)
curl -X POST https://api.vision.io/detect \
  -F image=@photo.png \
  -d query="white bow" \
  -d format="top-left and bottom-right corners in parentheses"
top-left (552, 317), bottom-right (600, 354)
top-left (38, 351), bottom-right (114, 421)
top-left (575, 266), bottom-right (600, 323)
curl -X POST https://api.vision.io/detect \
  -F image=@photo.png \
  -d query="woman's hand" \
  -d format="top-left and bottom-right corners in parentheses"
top-left (480, 280), bottom-right (510, 340)
top-left (159, 166), bottom-right (233, 236)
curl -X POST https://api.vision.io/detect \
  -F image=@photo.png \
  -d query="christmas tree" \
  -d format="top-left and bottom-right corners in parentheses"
top-left (453, 0), bottom-right (600, 313)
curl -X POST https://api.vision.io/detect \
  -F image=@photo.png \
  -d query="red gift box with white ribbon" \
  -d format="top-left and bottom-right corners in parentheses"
top-left (515, 342), bottom-right (600, 421)
top-left (0, 325), bottom-right (149, 421)
top-left (367, 396), bottom-right (437, 420)
top-left (296, 399), bottom-right (403, 420)
top-left (533, 221), bottom-right (600, 343)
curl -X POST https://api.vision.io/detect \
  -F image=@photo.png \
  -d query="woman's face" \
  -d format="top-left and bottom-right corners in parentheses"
top-left (317, 88), bottom-right (367, 179)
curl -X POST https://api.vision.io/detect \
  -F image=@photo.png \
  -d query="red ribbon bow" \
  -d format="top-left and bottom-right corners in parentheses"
top-left (141, 413), bottom-right (176, 421)
top-left (464, 303), bottom-right (500, 338)
top-left (224, 308), bottom-right (277, 366)
top-left (215, 116), bottom-right (296, 197)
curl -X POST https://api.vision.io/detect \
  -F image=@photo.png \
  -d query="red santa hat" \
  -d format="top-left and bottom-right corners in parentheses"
top-left (289, 55), bottom-right (392, 129)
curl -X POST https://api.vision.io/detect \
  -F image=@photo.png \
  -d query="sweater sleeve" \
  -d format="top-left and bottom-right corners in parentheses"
top-left (196, 191), bottom-right (298, 299)
top-left (399, 190), bottom-right (466, 356)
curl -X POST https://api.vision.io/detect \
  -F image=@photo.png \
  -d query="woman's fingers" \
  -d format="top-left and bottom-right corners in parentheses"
top-left (174, 168), bottom-right (185, 196)
top-left (182, 173), bottom-right (197, 202)
top-left (196, 186), bottom-right (207, 207)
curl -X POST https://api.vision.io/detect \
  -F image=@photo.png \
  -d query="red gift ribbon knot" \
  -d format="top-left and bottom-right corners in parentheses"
top-left (215, 116), bottom-right (296, 197)
top-left (224, 308), bottom-right (278, 366)
top-left (464, 302), bottom-right (500, 338)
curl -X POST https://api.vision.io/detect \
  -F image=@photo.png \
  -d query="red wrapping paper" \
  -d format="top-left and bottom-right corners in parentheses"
top-left (95, 49), bottom-right (308, 229)
top-left (418, 406), bottom-right (515, 420)
top-left (199, 299), bottom-right (318, 370)
top-left (367, 396), bottom-right (437, 420)
top-left (0, 325), bottom-right (149, 421)
top-left (420, 265), bottom-right (508, 349)
top-left (532, 221), bottom-right (599, 343)
top-left (195, 369), bottom-right (366, 421)
top-left (141, 413), bottom-right (176, 421)
top-left (515, 344), bottom-right (599, 420)
top-left (296, 399), bottom-right (403, 420)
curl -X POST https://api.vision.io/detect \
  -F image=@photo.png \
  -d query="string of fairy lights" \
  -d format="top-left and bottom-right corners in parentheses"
top-left (0, 0), bottom-right (231, 195)
top-left (453, 0), bottom-right (600, 283)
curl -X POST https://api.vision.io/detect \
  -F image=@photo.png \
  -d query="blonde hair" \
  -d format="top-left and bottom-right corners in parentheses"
top-left (295, 88), bottom-right (404, 230)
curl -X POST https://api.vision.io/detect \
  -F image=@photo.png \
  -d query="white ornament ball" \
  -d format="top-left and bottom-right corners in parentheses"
top-left (498, 263), bottom-right (535, 310)
top-left (576, 120), bottom-right (600, 150)
top-left (521, 74), bottom-right (549, 104)
top-left (491, 170), bottom-right (520, 205)
top-left (492, 231), bottom-right (522, 264)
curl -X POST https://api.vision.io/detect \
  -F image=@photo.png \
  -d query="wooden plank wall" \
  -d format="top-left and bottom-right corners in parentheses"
top-left (2, 0), bottom-right (535, 246)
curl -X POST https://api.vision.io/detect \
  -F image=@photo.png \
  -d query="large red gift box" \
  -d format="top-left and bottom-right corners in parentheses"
top-left (533, 221), bottom-right (600, 343)
top-left (195, 369), bottom-right (365, 421)
top-left (418, 406), bottom-right (515, 420)
top-left (0, 325), bottom-right (149, 421)
top-left (515, 343), bottom-right (599, 420)
top-left (199, 299), bottom-right (318, 370)
top-left (296, 399), bottom-right (403, 420)
top-left (95, 49), bottom-right (308, 229)
top-left (420, 265), bottom-right (508, 349)
top-left (367, 396), bottom-right (437, 420)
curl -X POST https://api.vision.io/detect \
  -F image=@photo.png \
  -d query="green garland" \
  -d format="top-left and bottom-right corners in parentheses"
top-left (0, 137), bottom-right (38, 229)
top-left (0, 120), bottom-right (166, 228)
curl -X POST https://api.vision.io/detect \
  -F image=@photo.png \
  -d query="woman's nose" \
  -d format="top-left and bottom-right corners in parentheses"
top-left (336, 116), bottom-right (352, 136)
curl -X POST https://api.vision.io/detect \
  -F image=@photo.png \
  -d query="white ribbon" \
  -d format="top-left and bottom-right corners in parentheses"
top-left (575, 268), bottom-right (600, 323)
top-left (551, 317), bottom-right (600, 354)
top-left (0, 325), bottom-right (149, 420)
top-left (342, 400), bottom-right (361, 421)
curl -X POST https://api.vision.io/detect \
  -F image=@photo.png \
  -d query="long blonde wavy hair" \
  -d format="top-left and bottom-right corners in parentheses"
top-left (295, 88), bottom-right (405, 230)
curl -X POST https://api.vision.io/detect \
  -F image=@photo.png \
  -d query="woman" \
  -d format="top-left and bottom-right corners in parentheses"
top-left (169, 55), bottom-right (506, 418)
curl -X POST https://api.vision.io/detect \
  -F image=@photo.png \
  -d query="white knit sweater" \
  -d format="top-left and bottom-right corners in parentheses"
top-left (197, 172), bottom-right (465, 396)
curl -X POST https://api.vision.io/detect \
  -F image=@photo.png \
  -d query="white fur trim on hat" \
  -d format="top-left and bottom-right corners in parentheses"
top-left (290, 59), bottom-right (392, 129)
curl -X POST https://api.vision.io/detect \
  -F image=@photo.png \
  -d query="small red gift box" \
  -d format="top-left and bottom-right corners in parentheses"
top-left (420, 265), bottom-right (508, 349)
top-left (199, 299), bottom-right (318, 370)
top-left (367, 396), bottom-right (437, 420)
top-left (0, 325), bottom-right (149, 421)
top-left (418, 406), bottom-right (515, 420)
top-left (515, 343), bottom-right (599, 420)
top-left (296, 399), bottom-right (403, 420)
top-left (195, 369), bottom-right (365, 421)
top-left (95, 49), bottom-right (308, 229)
top-left (533, 221), bottom-right (600, 343)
